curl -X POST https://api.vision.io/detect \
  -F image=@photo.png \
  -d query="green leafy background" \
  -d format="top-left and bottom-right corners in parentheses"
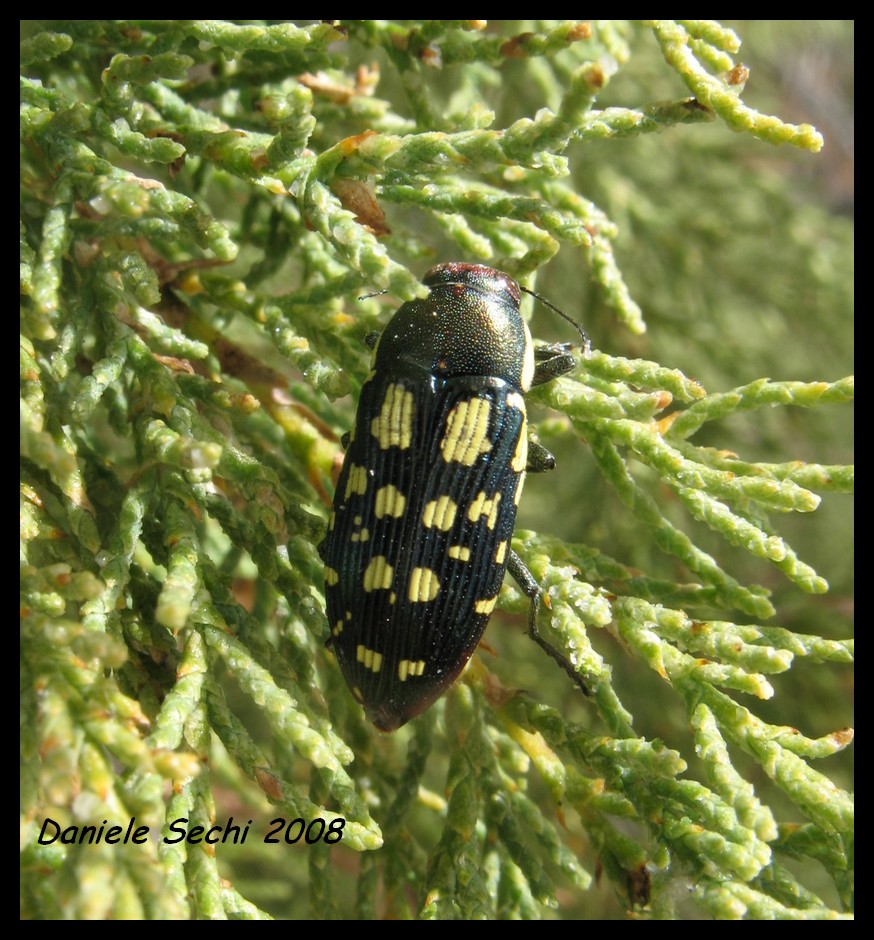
top-left (20, 20), bottom-right (853, 919)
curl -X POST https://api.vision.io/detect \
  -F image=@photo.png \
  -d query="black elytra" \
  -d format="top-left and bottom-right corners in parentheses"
top-left (320, 262), bottom-right (583, 731)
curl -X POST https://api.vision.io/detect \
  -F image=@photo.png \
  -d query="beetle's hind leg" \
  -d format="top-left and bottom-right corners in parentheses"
top-left (507, 550), bottom-right (589, 695)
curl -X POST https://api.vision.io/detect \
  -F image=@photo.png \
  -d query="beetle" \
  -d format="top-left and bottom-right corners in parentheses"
top-left (320, 262), bottom-right (586, 731)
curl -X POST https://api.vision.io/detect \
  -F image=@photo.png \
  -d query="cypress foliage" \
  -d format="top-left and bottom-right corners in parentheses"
top-left (20, 20), bottom-right (853, 919)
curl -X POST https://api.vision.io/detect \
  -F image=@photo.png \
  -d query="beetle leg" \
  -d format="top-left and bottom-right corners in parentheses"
top-left (531, 343), bottom-right (577, 387)
top-left (507, 550), bottom-right (589, 695)
top-left (526, 439), bottom-right (556, 474)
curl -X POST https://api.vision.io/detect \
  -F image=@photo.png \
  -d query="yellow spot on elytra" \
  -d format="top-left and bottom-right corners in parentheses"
top-left (333, 619), bottom-right (343, 635)
top-left (409, 567), bottom-right (441, 602)
top-left (511, 427), bottom-right (528, 473)
top-left (513, 472), bottom-right (526, 506)
top-left (356, 645), bottom-right (383, 673)
top-left (475, 596), bottom-right (498, 615)
top-left (374, 484), bottom-right (407, 519)
top-left (398, 659), bottom-right (426, 681)
top-left (371, 383), bottom-right (414, 449)
top-left (422, 495), bottom-right (458, 531)
top-left (448, 545), bottom-right (471, 561)
top-left (468, 491), bottom-right (501, 530)
top-left (495, 541), bottom-right (507, 565)
top-left (441, 397), bottom-right (493, 464)
top-left (389, 591), bottom-right (396, 604)
top-left (351, 528), bottom-right (370, 542)
top-left (344, 464), bottom-right (368, 499)
top-left (325, 567), bottom-right (339, 585)
top-left (506, 391), bottom-right (525, 411)
top-left (363, 556), bottom-right (393, 591)
top-left (328, 511), bottom-right (335, 530)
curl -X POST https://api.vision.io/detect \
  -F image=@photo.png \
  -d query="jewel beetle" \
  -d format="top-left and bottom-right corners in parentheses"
top-left (321, 262), bottom-right (586, 731)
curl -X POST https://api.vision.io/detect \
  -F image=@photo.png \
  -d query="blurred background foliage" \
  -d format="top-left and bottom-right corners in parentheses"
top-left (20, 21), bottom-right (852, 919)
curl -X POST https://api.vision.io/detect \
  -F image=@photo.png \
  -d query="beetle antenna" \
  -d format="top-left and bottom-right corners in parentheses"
top-left (520, 286), bottom-right (591, 357)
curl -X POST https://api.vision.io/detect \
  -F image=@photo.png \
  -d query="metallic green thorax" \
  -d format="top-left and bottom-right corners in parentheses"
top-left (321, 263), bottom-right (577, 731)
top-left (372, 265), bottom-right (535, 394)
